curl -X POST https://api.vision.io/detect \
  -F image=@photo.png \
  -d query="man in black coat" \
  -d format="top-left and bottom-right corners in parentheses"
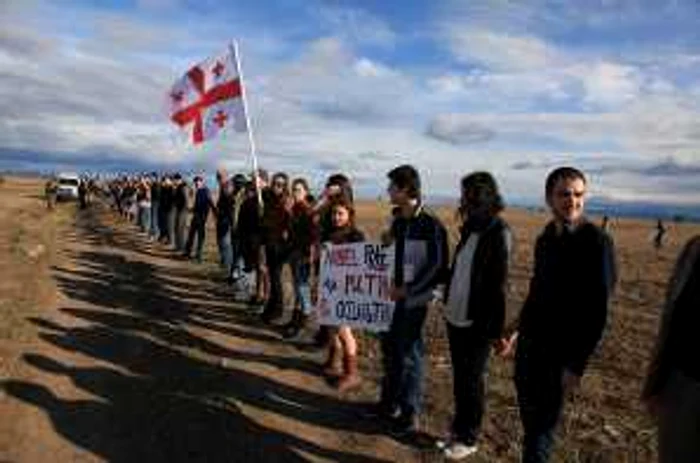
top-left (499, 167), bottom-right (616, 463)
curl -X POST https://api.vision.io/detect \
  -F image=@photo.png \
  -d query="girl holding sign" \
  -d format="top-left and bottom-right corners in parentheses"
top-left (323, 197), bottom-right (366, 392)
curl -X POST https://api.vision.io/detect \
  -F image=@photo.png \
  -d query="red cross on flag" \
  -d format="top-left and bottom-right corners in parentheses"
top-left (169, 47), bottom-right (248, 145)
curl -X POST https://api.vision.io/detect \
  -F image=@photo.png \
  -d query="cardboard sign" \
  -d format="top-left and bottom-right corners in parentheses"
top-left (316, 242), bottom-right (395, 332)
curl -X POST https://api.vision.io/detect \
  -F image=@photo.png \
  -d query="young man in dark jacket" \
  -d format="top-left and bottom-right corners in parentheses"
top-left (374, 164), bottom-right (449, 436)
top-left (499, 167), bottom-right (616, 463)
top-left (184, 175), bottom-right (214, 263)
top-left (438, 172), bottom-right (511, 460)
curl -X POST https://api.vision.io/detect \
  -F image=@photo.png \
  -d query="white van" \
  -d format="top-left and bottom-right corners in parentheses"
top-left (56, 173), bottom-right (80, 201)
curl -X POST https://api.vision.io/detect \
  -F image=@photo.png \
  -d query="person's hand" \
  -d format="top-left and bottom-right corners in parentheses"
top-left (494, 331), bottom-right (518, 358)
top-left (380, 230), bottom-right (393, 246)
top-left (562, 370), bottom-right (581, 398)
top-left (390, 285), bottom-right (406, 301)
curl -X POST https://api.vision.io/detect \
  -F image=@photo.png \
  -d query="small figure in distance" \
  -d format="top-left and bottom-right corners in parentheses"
top-left (654, 219), bottom-right (667, 250)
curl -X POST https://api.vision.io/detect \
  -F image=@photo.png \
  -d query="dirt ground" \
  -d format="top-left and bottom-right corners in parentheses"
top-left (1, 176), bottom-right (699, 462)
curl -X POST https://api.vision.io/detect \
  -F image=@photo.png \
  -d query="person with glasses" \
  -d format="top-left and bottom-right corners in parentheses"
top-left (183, 175), bottom-right (214, 263)
top-left (260, 172), bottom-right (293, 324)
top-left (498, 167), bottom-right (617, 463)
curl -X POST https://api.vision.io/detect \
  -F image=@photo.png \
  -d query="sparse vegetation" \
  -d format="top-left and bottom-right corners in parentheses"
top-left (1, 176), bottom-right (699, 462)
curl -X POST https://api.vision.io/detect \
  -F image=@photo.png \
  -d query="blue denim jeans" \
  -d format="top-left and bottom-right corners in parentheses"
top-left (380, 304), bottom-right (428, 419)
top-left (515, 337), bottom-right (565, 463)
top-left (290, 256), bottom-right (312, 315)
top-left (216, 221), bottom-right (233, 269)
top-left (138, 205), bottom-right (151, 233)
top-left (150, 201), bottom-right (160, 237)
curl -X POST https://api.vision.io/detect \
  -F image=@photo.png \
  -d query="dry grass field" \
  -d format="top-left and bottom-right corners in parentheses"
top-left (1, 176), bottom-right (698, 462)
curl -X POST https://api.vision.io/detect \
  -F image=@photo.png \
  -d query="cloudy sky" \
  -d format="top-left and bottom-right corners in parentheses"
top-left (1, 0), bottom-right (699, 205)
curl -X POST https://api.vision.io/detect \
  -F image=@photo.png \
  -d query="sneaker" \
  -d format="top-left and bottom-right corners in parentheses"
top-left (444, 442), bottom-right (478, 460)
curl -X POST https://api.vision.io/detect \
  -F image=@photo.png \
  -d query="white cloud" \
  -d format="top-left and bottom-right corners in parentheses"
top-left (0, 0), bottom-right (698, 205)
top-left (569, 61), bottom-right (642, 108)
top-left (445, 27), bottom-right (557, 71)
top-left (314, 5), bottom-right (397, 48)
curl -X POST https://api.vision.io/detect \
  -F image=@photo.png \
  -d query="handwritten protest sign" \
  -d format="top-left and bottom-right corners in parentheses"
top-left (316, 242), bottom-right (395, 332)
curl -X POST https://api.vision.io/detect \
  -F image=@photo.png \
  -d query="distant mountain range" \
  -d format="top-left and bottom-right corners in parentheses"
top-left (419, 194), bottom-right (700, 223)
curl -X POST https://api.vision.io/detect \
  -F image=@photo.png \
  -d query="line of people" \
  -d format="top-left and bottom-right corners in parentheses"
top-left (97, 164), bottom-right (697, 463)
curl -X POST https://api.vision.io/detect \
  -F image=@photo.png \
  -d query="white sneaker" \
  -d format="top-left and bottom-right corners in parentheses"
top-left (444, 442), bottom-right (478, 460)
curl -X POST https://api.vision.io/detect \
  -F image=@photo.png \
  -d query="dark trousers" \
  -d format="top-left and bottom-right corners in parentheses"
top-left (380, 304), bottom-right (428, 419)
top-left (515, 338), bottom-right (565, 463)
top-left (264, 243), bottom-right (287, 315)
top-left (174, 209), bottom-right (187, 251)
top-left (229, 232), bottom-right (242, 278)
top-left (158, 207), bottom-right (170, 241)
top-left (150, 201), bottom-right (160, 237)
top-left (185, 214), bottom-right (207, 260)
top-left (446, 323), bottom-right (491, 445)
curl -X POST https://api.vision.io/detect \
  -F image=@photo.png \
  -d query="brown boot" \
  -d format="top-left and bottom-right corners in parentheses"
top-left (322, 344), bottom-right (343, 377)
top-left (336, 354), bottom-right (361, 392)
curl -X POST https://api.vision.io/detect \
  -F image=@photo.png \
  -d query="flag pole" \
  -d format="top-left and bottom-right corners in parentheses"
top-left (230, 40), bottom-right (263, 210)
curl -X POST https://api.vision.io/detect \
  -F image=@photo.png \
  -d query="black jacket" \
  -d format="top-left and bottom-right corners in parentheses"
top-left (160, 185), bottom-right (174, 213)
top-left (518, 220), bottom-right (616, 376)
top-left (443, 217), bottom-right (511, 340)
top-left (643, 236), bottom-right (700, 397)
top-left (391, 206), bottom-right (449, 309)
top-left (174, 183), bottom-right (188, 212)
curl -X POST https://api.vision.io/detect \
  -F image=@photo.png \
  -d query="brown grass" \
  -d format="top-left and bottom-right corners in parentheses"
top-left (1, 176), bottom-right (699, 462)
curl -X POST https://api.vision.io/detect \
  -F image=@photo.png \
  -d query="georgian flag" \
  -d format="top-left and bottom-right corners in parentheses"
top-left (168, 47), bottom-right (247, 144)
